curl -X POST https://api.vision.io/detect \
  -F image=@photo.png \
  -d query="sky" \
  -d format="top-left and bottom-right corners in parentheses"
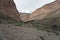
top-left (14, 0), bottom-right (55, 13)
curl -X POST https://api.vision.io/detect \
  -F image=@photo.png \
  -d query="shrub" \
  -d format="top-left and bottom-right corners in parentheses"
top-left (39, 36), bottom-right (44, 40)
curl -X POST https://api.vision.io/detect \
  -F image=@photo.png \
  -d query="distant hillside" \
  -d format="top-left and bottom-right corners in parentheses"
top-left (20, 13), bottom-right (31, 22)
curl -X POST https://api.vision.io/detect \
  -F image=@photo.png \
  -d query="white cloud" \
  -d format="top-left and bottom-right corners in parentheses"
top-left (14, 0), bottom-right (55, 13)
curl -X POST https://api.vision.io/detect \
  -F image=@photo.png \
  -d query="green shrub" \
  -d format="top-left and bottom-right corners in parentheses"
top-left (39, 36), bottom-right (44, 40)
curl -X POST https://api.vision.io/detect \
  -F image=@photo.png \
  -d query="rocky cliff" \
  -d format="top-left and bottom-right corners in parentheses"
top-left (0, 0), bottom-right (20, 21)
top-left (27, 0), bottom-right (60, 21)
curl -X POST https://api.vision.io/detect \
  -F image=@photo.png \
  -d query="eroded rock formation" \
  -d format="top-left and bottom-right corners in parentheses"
top-left (0, 0), bottom-right (20, 21)
top-left (27, 0), bottom-right (60, 21)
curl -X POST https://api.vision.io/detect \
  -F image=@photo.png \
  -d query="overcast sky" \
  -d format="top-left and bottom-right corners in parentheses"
top-left (14, 0), bottom-right (55, 13)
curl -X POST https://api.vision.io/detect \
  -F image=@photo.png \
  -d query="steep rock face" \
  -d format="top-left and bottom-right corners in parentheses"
top-left (0, 0), bottom-right (20, 21)
top-left (28, 0), bottom-right (60, 21)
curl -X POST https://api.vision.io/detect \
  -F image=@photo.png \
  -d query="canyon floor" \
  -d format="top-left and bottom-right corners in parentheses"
top-left (0, 15), bottom-right (60, 40)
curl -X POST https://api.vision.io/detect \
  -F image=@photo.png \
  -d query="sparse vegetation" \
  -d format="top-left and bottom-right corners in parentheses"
top-left (0, 14), bottom-right (60, 31)
top-left (0, 14), bottom-right (25, 26)
top-left (0, 14), bottom-right (17, 24)
top-left (15, 21), bottom-right (24, 26)
top-left (39, 36), bottom-right (44, 40)
top-left (0, 21), bottom-right (2, 24)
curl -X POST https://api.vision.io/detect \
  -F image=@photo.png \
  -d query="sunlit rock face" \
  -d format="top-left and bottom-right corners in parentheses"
top-left (27, 0), bottom-right (60, 21)
top-left (0, 0), bottom-right (20, 21)
top-left (20, 13), bottom-right (31, 22)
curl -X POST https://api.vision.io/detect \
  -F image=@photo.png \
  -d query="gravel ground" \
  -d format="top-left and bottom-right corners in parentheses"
top-left (0, 24), bottom-right (60, 40)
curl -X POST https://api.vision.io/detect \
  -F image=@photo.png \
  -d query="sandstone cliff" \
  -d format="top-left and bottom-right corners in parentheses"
top-left (27, 0), bottom-right (60, 21)
top-left (0, 0), bottom-right (20, 21)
